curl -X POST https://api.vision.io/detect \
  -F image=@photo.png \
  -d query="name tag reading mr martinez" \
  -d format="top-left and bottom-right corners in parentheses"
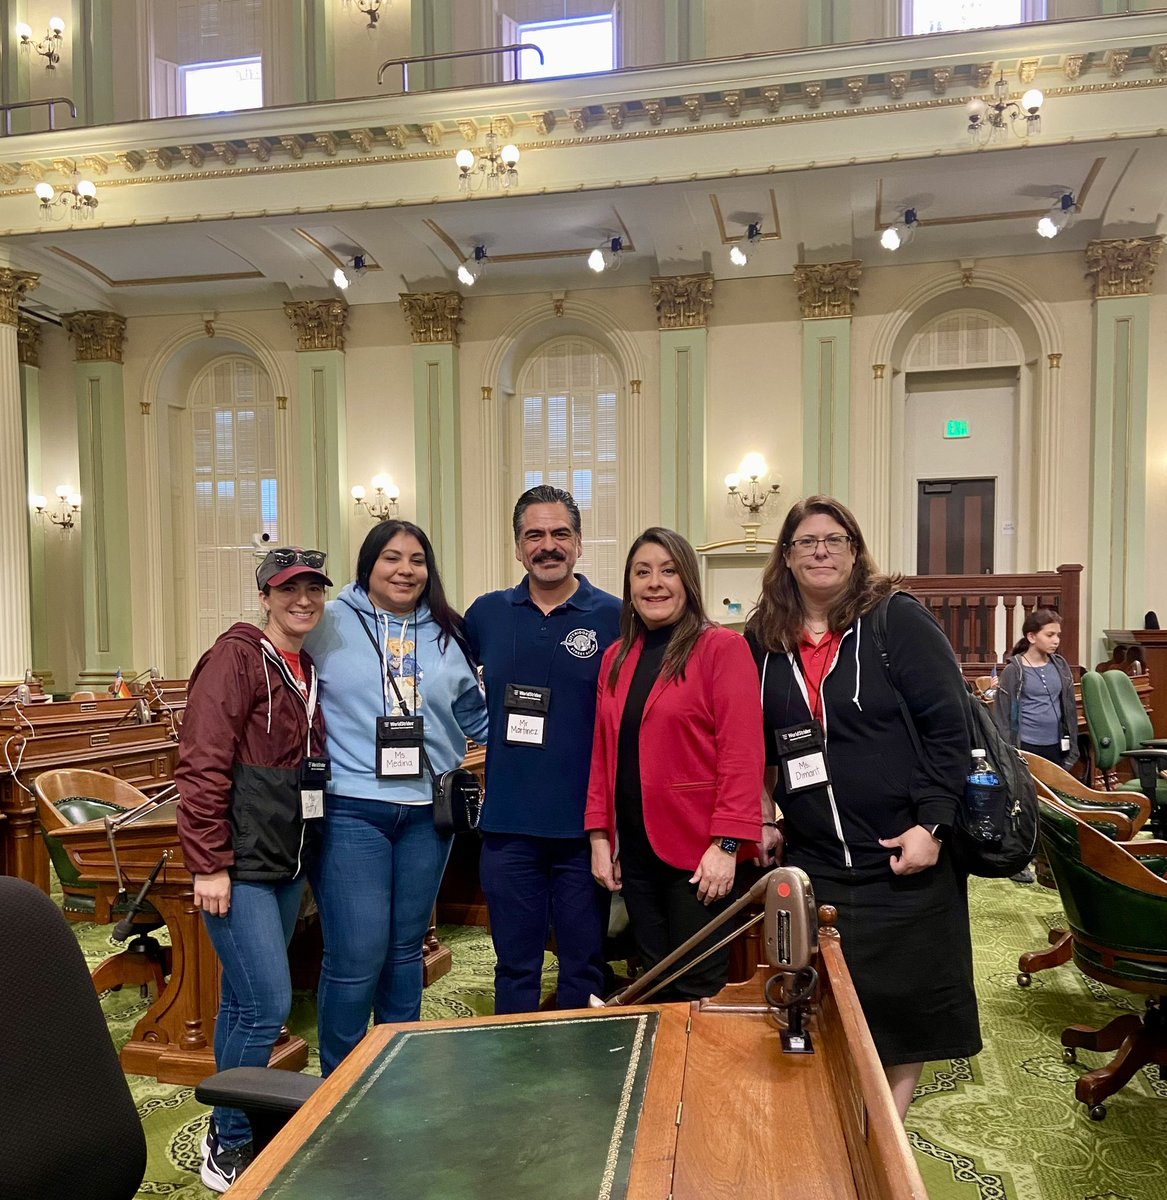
top-left (776, 721), bottom-right (830, 793)
top-left (505, 683), bottom-right (551, 747)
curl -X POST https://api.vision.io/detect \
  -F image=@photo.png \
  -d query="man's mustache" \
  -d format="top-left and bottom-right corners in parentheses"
top-left (533, 550), bottom-right (567, 564)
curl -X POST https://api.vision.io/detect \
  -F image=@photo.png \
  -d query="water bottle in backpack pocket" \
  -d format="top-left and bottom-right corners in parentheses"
top-left (964, 749), bottom-right (1008, 844)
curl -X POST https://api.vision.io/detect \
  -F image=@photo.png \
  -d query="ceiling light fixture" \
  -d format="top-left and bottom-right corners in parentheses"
top-left (880, 208), bottom-right (918, 251)
top-left (34, 176), bottom-right (98, 222)
top-left (454, 126), bottom-right (520, 193)
top-left (1036, 192), bottom-right (1076, 239)
top-left (729, 222), bottom-right (763, 267)
top-left (332, 252), bottom-right (368, 290)
top-left (16, 17), bottom-right (65, 69)
top-left (587, 236), bottom-right (624, 274)
top-left (344, 0), bottom-right (382, 29)
top-left (966, 73), bottom-right (1043, 144)
top-left (457, 244), bottom-right (488, 287)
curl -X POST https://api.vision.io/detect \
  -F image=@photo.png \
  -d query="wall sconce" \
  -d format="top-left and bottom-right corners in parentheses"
top-left (344, 0), bottom-right (382, 28)
top-left (457, 244), bottom-right (488, 287)
top-left (1037, 192), bottom-right (1076, 239)
top-left (455, 126), bottom-right (519, 192)
top-left (729, 222), bottom-right (762, 267)
top-left (587, 236), bottom-right (624, 274)
top-left (35, 177), bottom-right (98, 221)
top-left (351, 475), bottom-right (399, 521)
top-left (32, 485), bottom-right (81, 533)
top-left (966, 74), bottom-right (1043, 144)
top-left (16, 17), bottom-right (65, 68)
top-left (726, 453), bottom-right (781, 551)
top-left (880, 208), bottom-right (918, 252)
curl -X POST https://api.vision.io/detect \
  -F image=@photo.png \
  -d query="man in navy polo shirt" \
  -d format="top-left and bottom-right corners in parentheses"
top-left (464, 485), bottom-right (622, 1013)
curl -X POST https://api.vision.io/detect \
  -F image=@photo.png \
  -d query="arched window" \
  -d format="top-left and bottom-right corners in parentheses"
top-left (512, 338), bottom-right (621, 594)
top-left (189, 356), bottom-right (279, 650)
top-left (906, 0), bottom-right (1044, 35)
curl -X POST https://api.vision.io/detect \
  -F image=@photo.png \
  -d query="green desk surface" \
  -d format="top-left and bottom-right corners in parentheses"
top-left (263, 1011), bottom-right (660, 1200)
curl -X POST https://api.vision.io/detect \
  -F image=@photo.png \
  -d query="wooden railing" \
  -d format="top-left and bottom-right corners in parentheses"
top-left (901, 564), bottom-right (1083, 675)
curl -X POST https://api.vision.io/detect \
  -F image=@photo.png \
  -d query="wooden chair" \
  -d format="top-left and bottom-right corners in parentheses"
top-left (1037, 796), bottom-right (1167, 1119)
top-left (69, 690), bottom-right (97, 701)
top-left (1017, 754), bottom-right (1147, 987)
top-left (34, 769), bottom-right (170, 996)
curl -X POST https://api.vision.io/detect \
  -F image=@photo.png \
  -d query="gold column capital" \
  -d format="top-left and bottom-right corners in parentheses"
top-left (17, 316), bottom-right (41, 367)
top-left (872, 363), bottom-right (885, 379)
top-left (399, 292), bottom-right (464, 345)
top-left (1085, 236), bottom-right (1163, 299)
top-left (1048, 352), bottom-right (1063, 369)
top-left (61, 310), bottom-right (128, 363)
top-left (283, 299), bottom-right (348, 351)
top-left (650, 273), bottom-right (714, 330)
top-left (630, 379), bottom-right (642, 395)
top-left (0, 269), bottom-right (39, 326)
top-left (794, 261), bottom-right (862, 319)
top-left (481, 385), bottom-right (493, 401)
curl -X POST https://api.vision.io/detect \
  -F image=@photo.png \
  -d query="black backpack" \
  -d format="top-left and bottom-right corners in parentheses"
top-left (868, 594), bottom-right (1039, 878)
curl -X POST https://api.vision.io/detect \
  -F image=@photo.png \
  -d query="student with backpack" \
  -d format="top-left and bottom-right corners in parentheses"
top-left (745, 495), bottom-right (981, 1122)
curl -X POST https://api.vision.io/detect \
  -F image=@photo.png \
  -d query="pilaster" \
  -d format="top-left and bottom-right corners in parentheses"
top-left (795, 261), bottom-right (861, 502)
top-left (61, 309), bottom-right (134, 688)
top-left (18, 316), bottom-right (51, 686)
top-left (283, 300), bottom-right (349, 569)
top-left (0, 269), bottom-right (37, 684)
top-left (1086, 236), bottom-right (1162, 661)
top-left (401, 292), bottom-right (463, 605)
top-left (653, 273), bottom-right (712, 543)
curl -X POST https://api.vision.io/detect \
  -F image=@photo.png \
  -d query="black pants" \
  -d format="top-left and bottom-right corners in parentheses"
top-left (1020, 741), bottom-right (1062, 765)
top-left (617, 821), bottom-right (735, 1002)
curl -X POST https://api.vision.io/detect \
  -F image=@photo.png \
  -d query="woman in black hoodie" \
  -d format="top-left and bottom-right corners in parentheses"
top-left (745, 496), bottom-right (980, 1121)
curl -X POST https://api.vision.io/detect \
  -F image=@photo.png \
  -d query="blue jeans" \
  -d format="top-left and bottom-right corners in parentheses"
top-left (479, 833), bottom-right (609, 1014)
top-left (311, 797), bottom-right (452, 1076)
top-left (202, 877), bottom-right (304, 1148)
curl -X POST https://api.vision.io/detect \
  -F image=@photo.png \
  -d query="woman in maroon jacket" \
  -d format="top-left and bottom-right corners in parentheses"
top-left (585, 527), bottom-right (763, 1000)
top-left (176, 548), bottom-right (330, 1193)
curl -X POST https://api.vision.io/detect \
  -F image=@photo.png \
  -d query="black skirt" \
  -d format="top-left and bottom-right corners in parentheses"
top-left (800, 852), bottom-right (982, 1067)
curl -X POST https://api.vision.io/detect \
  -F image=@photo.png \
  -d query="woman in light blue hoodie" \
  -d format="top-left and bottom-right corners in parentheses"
top-left (305, 519), bottom-right (488, 1074)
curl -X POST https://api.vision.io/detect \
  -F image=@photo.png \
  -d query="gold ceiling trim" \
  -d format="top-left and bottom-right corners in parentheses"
top-left (47, 246), bottom-right (263, 287)
top-left (874, 157), bottom-right (1104, 230)
top-left (292, 228), bottom-right (382, 271)
top-left (425, 211), bottom-right (636, 265)
top-left (709, 190), bottom-right (782, 244)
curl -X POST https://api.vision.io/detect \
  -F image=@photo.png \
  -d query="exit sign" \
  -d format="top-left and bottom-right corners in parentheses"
top-left (944, 419), bottom-right (970, 439)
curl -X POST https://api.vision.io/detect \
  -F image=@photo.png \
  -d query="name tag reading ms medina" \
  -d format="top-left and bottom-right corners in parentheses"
top-left (376, 715), bottom-right (424, 779)
top-left (380, 745), bottom-right (422, 777)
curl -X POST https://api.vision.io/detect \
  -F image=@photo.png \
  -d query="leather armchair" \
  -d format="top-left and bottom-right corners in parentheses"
top-left (1037, 795), bottom-right (1167, 1119)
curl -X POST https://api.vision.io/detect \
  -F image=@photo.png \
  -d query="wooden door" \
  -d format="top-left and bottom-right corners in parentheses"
top-left (917, 478), bottom-right (995, 575)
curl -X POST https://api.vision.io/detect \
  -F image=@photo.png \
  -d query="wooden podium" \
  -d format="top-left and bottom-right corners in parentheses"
top-left (53, 805), bottom-right (308, 1085)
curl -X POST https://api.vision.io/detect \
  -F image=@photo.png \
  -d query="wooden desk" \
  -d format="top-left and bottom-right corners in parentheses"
top-left (52, 808), bottom-right (307, 1085)
top-left (230, 935), bottom-right (925, 1200)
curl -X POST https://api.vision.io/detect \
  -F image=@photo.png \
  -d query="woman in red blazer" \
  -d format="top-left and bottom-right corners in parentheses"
top-left (585, 527), bottom-right (764, 1000)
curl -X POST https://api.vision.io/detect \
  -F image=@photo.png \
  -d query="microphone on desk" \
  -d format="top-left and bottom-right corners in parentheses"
top-left (112, 854), bottom-right (167, 942)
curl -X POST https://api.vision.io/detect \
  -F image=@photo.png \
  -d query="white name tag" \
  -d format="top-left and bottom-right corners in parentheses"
top-left (300, 789), bottom-right (325, 820)
top-left (783, 751), bottom-right (829, 793)
top-left (380, 745), bottom-right (422, 776)
top-left (506, 712), bottom-right (546, 746)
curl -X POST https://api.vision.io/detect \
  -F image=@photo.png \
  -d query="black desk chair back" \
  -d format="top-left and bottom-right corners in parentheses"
top-left (0, 876), bottom-right (146, 1200)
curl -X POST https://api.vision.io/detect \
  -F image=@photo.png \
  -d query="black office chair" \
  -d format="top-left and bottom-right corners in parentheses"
top-left (0, 876), bottom-right (147, 1200)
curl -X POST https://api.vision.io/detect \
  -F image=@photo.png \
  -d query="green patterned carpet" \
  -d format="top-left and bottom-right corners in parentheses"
top-left (72, 877), bottom-right (1166, 1200)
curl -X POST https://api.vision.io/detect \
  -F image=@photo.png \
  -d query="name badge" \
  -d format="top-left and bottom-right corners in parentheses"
top-left (376, 716), bottom-right (424, 779)
top-left (300, 756), bottom-right (330, 820)
top-left (776, 721), bottom-right (830, 795)
top-left (505, 683), bottom-right (551, 748)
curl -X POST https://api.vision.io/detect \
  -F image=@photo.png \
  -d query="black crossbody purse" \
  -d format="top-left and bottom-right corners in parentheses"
top-left (348, 603), bottom-right (483, 838)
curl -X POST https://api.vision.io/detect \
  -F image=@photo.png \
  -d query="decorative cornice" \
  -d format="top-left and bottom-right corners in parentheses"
top-left (61, 310), bottom-right (127, 362)
top-left (1085, 236), bottom-right (1163, 298)
top-left (651, 274), bottom-right (714, 330)
top-left (399, 292), bottom-right (464, 345)
top-left (283, 299), bottom-right (348, 351)
top-left (16, 316), bottom-right (41, 366)
top-left (0, 268), bottom-right (39, 326)
top-left (794, 261), bottom-right (862, 319)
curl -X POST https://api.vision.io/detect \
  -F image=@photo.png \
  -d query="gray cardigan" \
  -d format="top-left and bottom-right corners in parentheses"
top-left (991, 652), bottom-right (1079, 770)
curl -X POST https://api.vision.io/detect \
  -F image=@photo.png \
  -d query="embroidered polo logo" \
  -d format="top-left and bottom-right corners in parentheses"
top-left (562, 628), bottom-right (599, 658)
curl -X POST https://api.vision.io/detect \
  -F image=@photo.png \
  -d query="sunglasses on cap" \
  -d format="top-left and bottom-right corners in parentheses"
top-left (267, 548), bottom-right (327, 570)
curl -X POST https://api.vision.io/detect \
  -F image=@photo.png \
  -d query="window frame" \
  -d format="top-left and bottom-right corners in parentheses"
top-left (901, 0), bottom-right (1046, 36)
